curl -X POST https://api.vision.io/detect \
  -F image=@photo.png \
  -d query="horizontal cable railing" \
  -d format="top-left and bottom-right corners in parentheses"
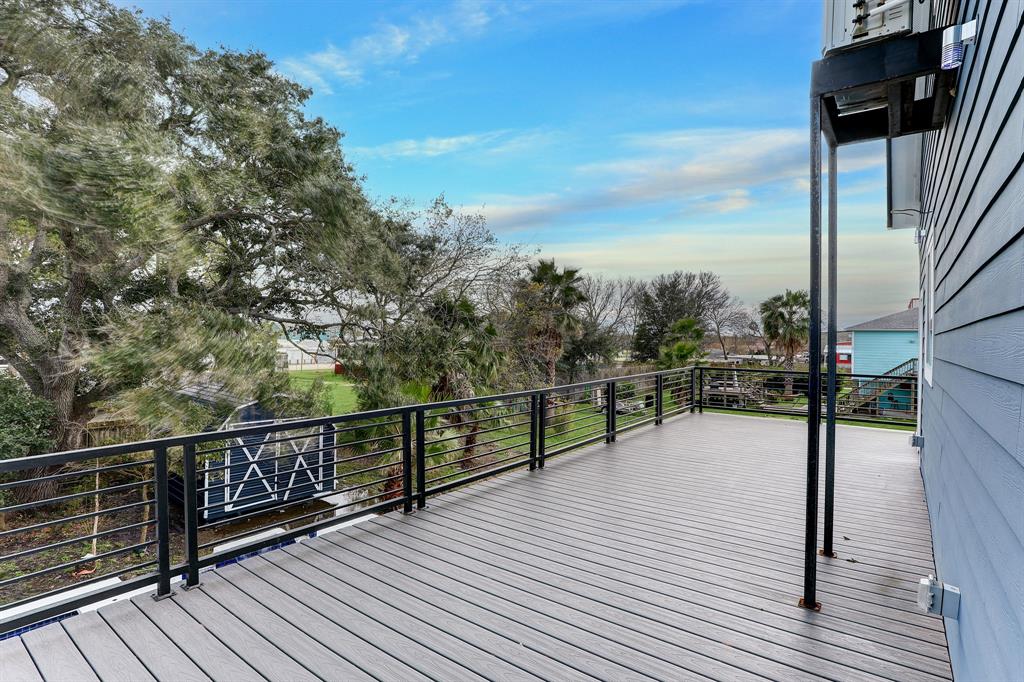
top-left (696, 366), bottom-right (918, 425)
top-left (0, 363), bottom-right (914, 635)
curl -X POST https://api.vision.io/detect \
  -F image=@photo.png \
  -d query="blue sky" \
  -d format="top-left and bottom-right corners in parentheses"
top-left (125, 0), bottom-right (919, 324)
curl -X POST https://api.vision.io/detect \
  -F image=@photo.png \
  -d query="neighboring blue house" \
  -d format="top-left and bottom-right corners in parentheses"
top-left (845, 306), bottom-right (918, 376)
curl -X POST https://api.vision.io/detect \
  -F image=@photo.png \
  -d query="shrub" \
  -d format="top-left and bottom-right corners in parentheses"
top-left (0, 373), bottom-right (56, 509)
top-left (0, 373), bottom-right (55, 461)
top-left (617, 382), bottom-right (637, 400)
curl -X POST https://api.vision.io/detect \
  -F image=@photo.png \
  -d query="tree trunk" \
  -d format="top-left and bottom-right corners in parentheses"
top-left (47, 365), bottom-right (86, 453)
top-left (460, 420), bottom-right (480, 470)
top-left (716, 331), bottom-right (729, 360)
top-left (783, 356), bottom-right (795, 396)
top-left (539, 327), bottom-right (561, 387)
top-left (545, 355), bottom-right (557, 387)
top-left (16, 377), bottom-right (90, 503)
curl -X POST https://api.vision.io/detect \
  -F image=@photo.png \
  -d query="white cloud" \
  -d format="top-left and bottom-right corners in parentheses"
top-left (350, 129), bottom-right (555, 160)
top-left (542, 230), bottom-right (918, 324)
top-left (477, 193), bottom-right (565, 225)
top-left (280, 0), bottom-right (687, 91)
top-left (352, 132), bottom-right (504, 159)
top-left (281, 1), bottom-right (493, 88)
top-left (478, 128), bottom-right (886, 231)
top-left (690, 189), bottom-right (753, 214)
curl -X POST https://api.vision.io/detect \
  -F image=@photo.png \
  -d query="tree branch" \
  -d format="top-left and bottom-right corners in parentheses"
top-left (181, 210), bottom-right (263, 231)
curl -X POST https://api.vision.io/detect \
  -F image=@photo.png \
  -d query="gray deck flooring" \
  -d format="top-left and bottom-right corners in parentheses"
top-left (2, 413), bottom-right (951, 681)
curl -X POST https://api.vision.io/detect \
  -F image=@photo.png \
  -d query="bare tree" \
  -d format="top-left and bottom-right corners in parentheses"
top-left (740, 308), bottom-right (774, 363)
top-left (706, 295), bottom-right (746, 359)
top-left (578, 276), bottom-right (641, 339)
top-left (300, 196), bottom-right (530, 365)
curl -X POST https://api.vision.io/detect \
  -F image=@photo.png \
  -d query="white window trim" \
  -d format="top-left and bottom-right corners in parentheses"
top-left (921, 230), bottom-right (935, 386)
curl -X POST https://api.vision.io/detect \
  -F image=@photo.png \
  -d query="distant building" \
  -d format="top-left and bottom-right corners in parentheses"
top-left (276, 337), bottom-right (336, 369)
top-left (844, 305), bottom-right (918, 376)
top-left (835, 342), bottom-right (852, 369)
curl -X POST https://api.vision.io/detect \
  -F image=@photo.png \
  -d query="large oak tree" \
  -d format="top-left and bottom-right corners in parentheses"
top-left (0, 0), bottom-right (395, 448)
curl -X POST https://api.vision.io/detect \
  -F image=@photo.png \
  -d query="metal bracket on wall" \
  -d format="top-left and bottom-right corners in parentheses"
top-left (812, 26), bottom-right (958, 146)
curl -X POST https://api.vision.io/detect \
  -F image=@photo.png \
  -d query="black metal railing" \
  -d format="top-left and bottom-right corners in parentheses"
top-left (0, 366), bottom-right (695, 635)
top-left (696, 366), bottom-right (917, 426)
top-left (0, 364), bottom-right (913, 635)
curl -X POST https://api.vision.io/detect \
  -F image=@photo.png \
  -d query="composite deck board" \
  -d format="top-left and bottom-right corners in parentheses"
top-left (61, 611), bottom-right (157, 682)
top-left (20, 620), bottom-right (99, 682)
top-left (258, 548), bottom-right (581, 681)
top-left (344, 519), bottom-right (895, 682)
top-left (98, 600), bottom-right (210, 682)
top-left (427, 493), bottom-right (949, 651)
top-left (0, 637), bottom-right (44, 682)
top-left (209, 565), bottom-right (416, 681)
top-left (237, 554), bottom-right (495, 681)
top-left (314, 529), bottom-right (765, 682)
top-left (282, 537), bottom-right (637, 681)
top-left (422, 496), bottom-right (950, 659)
top-left (440, 476), bottom-right (942, 623)
top-left (359, 511), bottom-right (944, 681)
top-left (3, 413), bottom-right (952, 681)
top-left (448, 473), bottom-right (936, 587)
top-left (131, 593), bottom-right (264, 682)
top-left (408, 504), bottom-right (952, 679)
top-left (194, 571), bottom-right (375, 681)
top-left (158, 587), bottom-right (320, 682)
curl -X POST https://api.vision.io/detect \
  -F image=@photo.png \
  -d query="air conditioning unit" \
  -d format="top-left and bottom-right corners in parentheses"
top-left (822, 1), bottom-right (934, 119)
top-left (823, 0), bottom-right (931, 55)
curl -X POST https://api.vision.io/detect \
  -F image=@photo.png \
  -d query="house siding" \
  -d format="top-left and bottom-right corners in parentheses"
top-left (849, 330), bottom-right (917, 376)
top-left (917, 1), bottom-right (1024, 681)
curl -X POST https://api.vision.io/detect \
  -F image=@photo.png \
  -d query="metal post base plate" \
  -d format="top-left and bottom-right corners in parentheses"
top-left (798, 597), bottom-right (822, 611)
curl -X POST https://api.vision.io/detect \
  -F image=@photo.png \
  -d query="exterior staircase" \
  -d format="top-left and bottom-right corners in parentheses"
top-left (840, 358), bottom-right (918, 415)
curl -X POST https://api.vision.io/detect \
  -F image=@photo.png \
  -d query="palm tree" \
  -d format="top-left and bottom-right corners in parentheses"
top-left (424, 294), bottom-right (502, 469)
top-left (426, 294), bottom-right (501, 403)
top-left (657, 317), bottom-right (706, 370)
top-left (519, 259), bottom-right (587, 386)
top-left (658, 317), bottom-right (706, 406)
top-left (759, 289), bottom-right (811, 395)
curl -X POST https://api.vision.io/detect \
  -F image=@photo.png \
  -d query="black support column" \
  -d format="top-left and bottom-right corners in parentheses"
top-left (822, 142), bottom-right (839, 559)
top-left (801, 96), bottom-right (823, 611)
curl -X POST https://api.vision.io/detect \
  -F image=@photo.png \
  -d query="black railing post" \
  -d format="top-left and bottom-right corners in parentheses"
top-left (153, 446), bottom-right (173, 599)
top-left (698, 367), bottom-right (704, 413)
top-left (537, 392), bottom-right (547, 468)
top-left (802, 94), bottom-right (823, 611)
top-left (182, 443), bottom-right (200, 588)
top-left (690, 367), bottom-right (697, 413)
top-left (822, 140), bottom-right (838, 559)
top-left (655, 374), bottom-right (664, 425)
top-left (606, 381), bottom-right (617, 443)
top-left (529, 393), bottom-right (539, 471)
top-left (415, 409), bottom-right (426, 509)
top-left (402, 410), bottom-right (413, 514)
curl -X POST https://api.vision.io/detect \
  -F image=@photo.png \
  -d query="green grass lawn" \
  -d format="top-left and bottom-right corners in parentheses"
top-left (289, 369), bottom-right (360, 415)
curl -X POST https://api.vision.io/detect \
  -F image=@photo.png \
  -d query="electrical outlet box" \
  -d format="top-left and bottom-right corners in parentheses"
top-left (917, 574), bottom-right (960, 618)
